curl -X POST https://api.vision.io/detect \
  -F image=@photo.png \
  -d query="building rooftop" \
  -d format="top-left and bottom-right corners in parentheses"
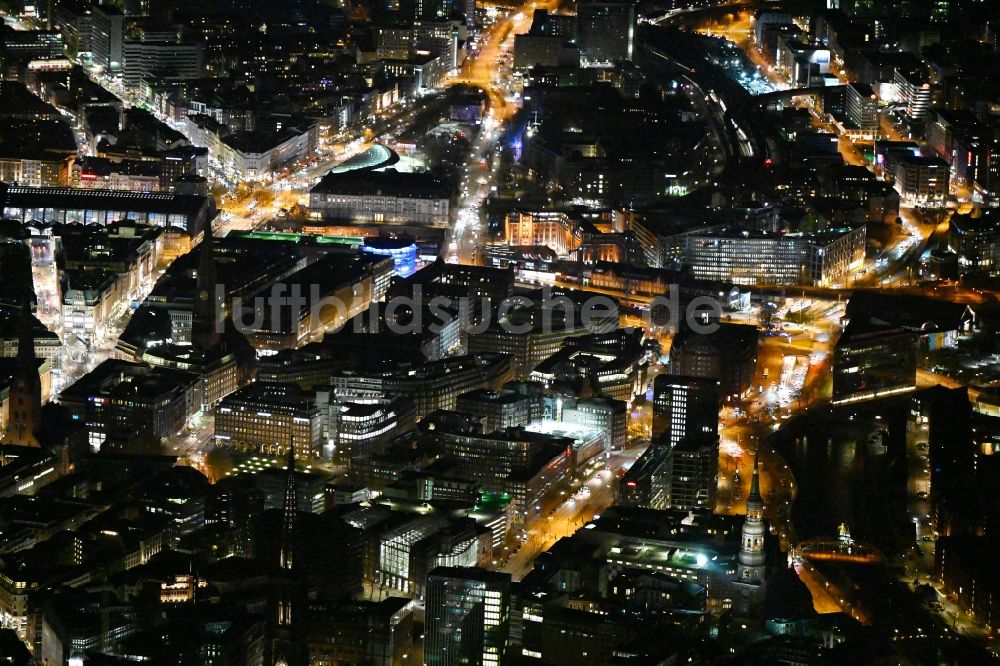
top-left (0, 184), bottom-right (215, 220)
top-left (76, 156), bottom-right (163, 179)
top-left (427, 565), bottom-right (511, 583)
top-left (221, 128), bottom-right (307, 155)
top-left (397, 259), bottom-right (512, 288)
top-left (693, 224), bottom-right (861, 246)
top-left (0, 305), bottom-right (58, 343)
top-left (0, 81), bottom-right (62, 119)
top-left (857, 49), bottom-right (924, 74)
top-left (457, 388), bottom-right (532, 405)
top-left (227, 229), bottom-right (364, 248)
top-left (335, 398), bottom-right (407, 419)
top-left (836, 318), bottom-right (914, 346)
top-left (218, 381), bottom-right (316, 413)
top-left (932, 108), bottom-right (985, 131)
top-left (143, 234), bottom-right (303, 307)
top-left (105, 366), bottom-right (199, 405)
top-left (123, 107), bottom-right (187, 146)
top-left (140, 341), bottom-right (239, 372)
top-left (61, 268), bottom-right (117, 296)
top-left (897, 153), bottom-right (948, 168)
top-left (334, 351), bottom-right (510, 382)
top-left (844, 290), bottom-right (974, 335)
top-left (0, 117), bottom-right (76, 161)
top-left (311, 168), bottom-right (451, 199)
top-left (329, 143), bottom-right (399, 174)
top-left (56, 222), bottom-right (161, 269)
top-left (671, 321), bottom-right (758, 353)
top-left (950, 209), bottom-right (999, 234)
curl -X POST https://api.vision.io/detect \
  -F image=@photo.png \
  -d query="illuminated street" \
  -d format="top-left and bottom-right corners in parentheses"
top-left (503, 446), bottom-right (645, 580)
top-left (1, 0), bottom-right (1000, 661)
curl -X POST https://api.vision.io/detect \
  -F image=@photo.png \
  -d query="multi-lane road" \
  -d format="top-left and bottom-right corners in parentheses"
top-left (502, 445), bottom-right (646, 581)
top-left (445, 3), bottom-right (550, 264)
top-left (452, 3), bottom-right (545, 120)
top-left (214, 5), bottom-right (540, 257)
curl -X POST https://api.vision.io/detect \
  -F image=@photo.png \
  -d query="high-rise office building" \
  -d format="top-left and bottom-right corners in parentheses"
top-left (948, 209), bottom-right (1000, 272)
top-left (667, 323), bottom-right (758, 401)
top-left (926, 110), bottom-right (986, 181)
top-left (53, 0), bottom-right (94, 60)
top-left (894, 67), bottom-right (931, 122)
top-left (652, 374), bottom-right (720, 447)
top-left (425, 566), bottom-right (511, 666)
top-left (428, 426), bottom-right (572, 524)
top-left (575, 0), bottom-right (634, 66)
top-left (91, 4), bottom-right (123, 72)
top-left (59, 359), bottom-right (201, 451)
top-left (122, 40), bottom-right (203, 86)
top-left (894, 154), bottom-right (950, 206)
top-left (415, 0), bottom-right (454, 20)
top-left (845, 82), bottom-right (878, 138)
top-left (733, 452), bottom-right (767, 614)
top-left (979, 138), bottom-right (1000, 202)
top-left (665, 436), bottom-right (719, 510)
top-left (618, 443), bottom-right (670, 509)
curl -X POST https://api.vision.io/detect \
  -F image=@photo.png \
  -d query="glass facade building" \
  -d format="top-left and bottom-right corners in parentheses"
top-left (361, 237), bottom-right (418, 277)
top-left (0, 185), bottom-right (215, 235)
top-left (832, 322), bottom-right (918, 404)
top-left (683, 226), bottom-right (866, 286)
top-left (652, 374), bottom-right (720, 448)
top-left (425, 566), bottom-right (511, 666)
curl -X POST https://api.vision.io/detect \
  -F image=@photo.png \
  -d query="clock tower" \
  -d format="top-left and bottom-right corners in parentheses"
top-left (2, 304), bottom-right (41, 447)
top-left (734, 449), bottom-right (767, 613)
top-left (191, 225), bottom-right (221, 349)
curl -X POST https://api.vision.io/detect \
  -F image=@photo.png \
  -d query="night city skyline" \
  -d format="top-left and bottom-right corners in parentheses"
top-left (1, 0), bottom-right (1000, 663)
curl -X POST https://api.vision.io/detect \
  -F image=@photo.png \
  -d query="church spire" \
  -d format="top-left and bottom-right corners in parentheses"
top-left (2, 302), bottom-right (41, 447)
top-left (736, 446), bottom-right (766, 590)
top-left (747, 448), bottom-right (762, 509)
top-left (280, 442), bottom-right (297, 571)
top-left (16, 302), bottom-right (35, 368)
top-left (191, 225), bottom-right (221, 349)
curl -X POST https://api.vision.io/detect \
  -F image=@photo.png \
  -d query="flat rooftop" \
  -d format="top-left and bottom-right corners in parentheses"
top-left (1, 185), bottom-right (214, 219)
top-left (311, 168), bottom-right (451, 199)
